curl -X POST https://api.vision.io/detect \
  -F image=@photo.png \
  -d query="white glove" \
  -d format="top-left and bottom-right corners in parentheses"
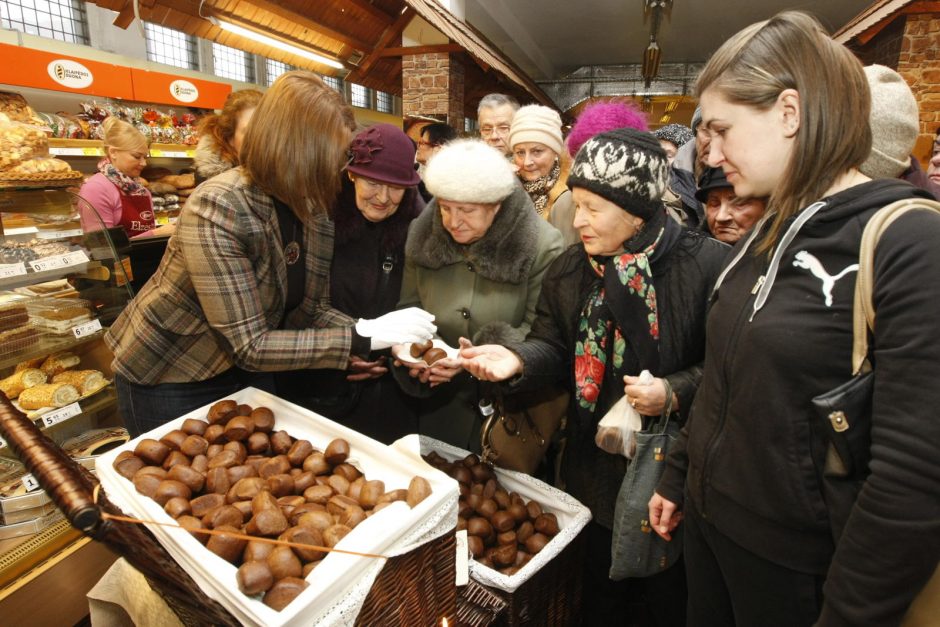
top-left (356, 307), bottom-right (437, 350)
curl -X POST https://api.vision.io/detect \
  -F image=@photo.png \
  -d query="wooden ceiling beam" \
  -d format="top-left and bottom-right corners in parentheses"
top-left (112, 2), bottom-right (137, 29)
top-left (378, 43), bottom-right (464, 57)
top-left (341, 0), bottom-right (396, 25)
top-left (347, 6), bottom-right (414, 81)
top-left (229, 0), bottom-right (372, 51)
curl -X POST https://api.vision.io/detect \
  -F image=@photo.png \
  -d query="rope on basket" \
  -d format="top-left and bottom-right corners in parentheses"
top-left (91, 484), bottom-right (389, 561)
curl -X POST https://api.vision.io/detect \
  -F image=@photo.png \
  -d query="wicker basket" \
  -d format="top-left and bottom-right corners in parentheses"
top-left (0, 394), bottom-right (456, 626)
top-left (480, 525), bottom-right (586, 626)
top-left (457, 580), bottom-right (509, 626)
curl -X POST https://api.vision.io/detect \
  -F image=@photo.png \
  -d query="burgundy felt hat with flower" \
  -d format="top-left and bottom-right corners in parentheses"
top-left (346, 123), bottom-right (421, 187)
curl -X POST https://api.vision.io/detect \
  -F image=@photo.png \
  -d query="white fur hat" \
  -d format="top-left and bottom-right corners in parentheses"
top-left (423, 139), bottom-right (517, 203)
top-left (508, 104), bottom-right (564, 155)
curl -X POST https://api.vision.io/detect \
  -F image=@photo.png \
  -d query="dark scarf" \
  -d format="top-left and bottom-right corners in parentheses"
top-left (97, 158), bottom-right (149, 196)
top-left (521, 160), bottom-right (561, 215)
top-left (574, 209), bottom-right (680, 419)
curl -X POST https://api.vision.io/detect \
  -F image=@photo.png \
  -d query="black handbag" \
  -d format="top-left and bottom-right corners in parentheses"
top-left (811, 199), bottom-right (940, 542)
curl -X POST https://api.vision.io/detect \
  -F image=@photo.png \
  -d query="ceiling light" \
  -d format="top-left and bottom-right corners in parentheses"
top-left (642, 41), bottom-right (661, 81)
top-left (665, 100), bottom-right (679, 113)
top-left (209, 17), bottom-right (344, 70)
top-left (659, 114), bottom-right (671, 124)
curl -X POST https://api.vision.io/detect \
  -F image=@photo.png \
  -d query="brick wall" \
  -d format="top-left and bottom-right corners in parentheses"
top-left (897, 13), bottom-right (940, 162)
top-left (401, 52), bottom-right (465, 127)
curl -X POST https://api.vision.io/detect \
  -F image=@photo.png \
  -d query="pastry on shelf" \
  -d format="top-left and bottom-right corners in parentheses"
top-left (39, 351), bottom-right (81, 377)
top-left (0, 324), bottom-right (41, 356)
top-left (27, 298), bottom-right (92, 335)
top-left (17, 381), bottom-right (80, 410)
top-left (52, 369), bottom-right (106, 395)
top-left (0, 367), bottom-right (47, 400)
top-left (0, 156), bottom-right (83, 188)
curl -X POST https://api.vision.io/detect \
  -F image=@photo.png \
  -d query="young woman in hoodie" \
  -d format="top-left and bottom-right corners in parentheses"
top-left (193, 89), bottom-right (262, 185)
top-left (647, 11), bottom-right (940, 627)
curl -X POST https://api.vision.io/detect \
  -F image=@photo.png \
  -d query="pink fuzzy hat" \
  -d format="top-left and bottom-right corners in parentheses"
top-left (565, 100), bottom-right (649, 157)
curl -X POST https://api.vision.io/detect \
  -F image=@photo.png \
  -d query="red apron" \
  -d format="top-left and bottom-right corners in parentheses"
top-left (111, 181), bottom-right (155, 235)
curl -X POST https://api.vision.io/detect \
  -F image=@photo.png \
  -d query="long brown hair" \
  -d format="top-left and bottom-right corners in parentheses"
top-left (197, 89), bottom-right (262, 166)
top-left (240, 71), bottom-right (355, 218)
top-left (695, 11), bottom-right (871, 253)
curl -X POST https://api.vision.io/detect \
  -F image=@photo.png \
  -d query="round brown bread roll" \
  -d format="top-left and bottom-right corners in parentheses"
top-left (191, 454), bottom-right (209, 474)
top-left (302, 452), bottom-right (330, 475)
top-left (181, 418), bottom-right (208, 436)
top-left (167, 464), bottom-right (205, 493)
top-left (270, 431), bottom-right (292, 455)
top-left (227, 464), bottom-right (258, 484)
top-left (322, 524), bottom-right (352, 548)
top-left (180, 435), bottom-right (209, 458)
top-left (423, 348), bottom-right (447, 365)
top-left (113, 451), bottom-right (145, 480)
top-left (206, 400), bottom-right (238, 425)
top-left (534, 512), bottom-right (560, 536)
top-left (324, 439), bottom-right (349, 465)
top-left (222, 441), bottom-right (247, 464)
top-left (237, 560), bottom-right (274, 596)
top-left (250, 407), bottom-right (275, 433)
top-left (162, 450), bottom-right (191, 470)
top-left (296, 509), bottom-right (333, 533)
top-left (263, 577), bottom-right (308, 611)
top-left (206, 525), bottom-right (247, 563)
top-left (190, 493), bottom-right (226, 518)
top-left (224, 415), bottom-right (254, 442)
top-left (204, 504), bottom-right (244, 529)
top-left (159, 430), bottom-right (188, 451)
top-left (164, 496), bottom-right (192, 519)
top-left (243, 539), bottom-right (275, 563)
top-left (266, 545), bottom-right (302, 580)
top-left (410, 339), bottom-right (433, 358)
top-left (280, 526), bottom-right (326, 562)
top-left (132, 473), bottom-right (163, 499)
top-left (287, 440), bottom-right (313, 467)
top-left (177, 515), bottom-right (208, 544)
top-left (134, 439), bottom-right (170, 466)
top-left (246, 507), bottom-right (289, 537)
top-left (204, 425), bottom-right (226, 444)
top-left (247, 432), bottom-right (270, 455)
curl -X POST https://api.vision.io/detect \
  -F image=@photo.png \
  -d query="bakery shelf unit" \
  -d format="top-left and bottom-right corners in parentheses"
top-left (0, 186), bottom-right (132, 616)
top-left (48, 138), bottom-right (196, 160)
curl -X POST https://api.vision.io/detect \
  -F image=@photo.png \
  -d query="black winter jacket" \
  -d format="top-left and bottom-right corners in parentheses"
top-left (509, 228), bottom-right (728, 527)
top-left (657, 179), bottom-right (940, 626)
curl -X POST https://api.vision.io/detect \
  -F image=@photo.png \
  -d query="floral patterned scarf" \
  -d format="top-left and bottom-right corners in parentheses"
top-left (98, 158), bottom-right (149, 197)
top-left (521, 160), bottom-right (561, 215)
top-left (574, 209), bottom-right (676, 419)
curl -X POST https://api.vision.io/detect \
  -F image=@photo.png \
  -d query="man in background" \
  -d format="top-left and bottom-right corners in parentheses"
top-left (477, 93), bottom-right (519, 156)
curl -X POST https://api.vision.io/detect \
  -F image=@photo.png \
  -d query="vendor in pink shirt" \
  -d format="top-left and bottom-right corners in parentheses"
top-left (79, 118), bottom-right (173, 238)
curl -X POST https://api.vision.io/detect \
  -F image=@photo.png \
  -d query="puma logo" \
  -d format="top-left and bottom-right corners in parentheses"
top-left (792, 251), bottom-right (858, 307)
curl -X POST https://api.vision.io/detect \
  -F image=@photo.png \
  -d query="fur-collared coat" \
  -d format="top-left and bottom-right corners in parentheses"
top-left (396, 183), bottom-right (564, 450)
top-left (193, 134), bottom-right (235, 185)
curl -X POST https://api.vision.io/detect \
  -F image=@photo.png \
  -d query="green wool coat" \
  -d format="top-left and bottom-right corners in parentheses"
top-left (396, 183), bottom-right (565, 450)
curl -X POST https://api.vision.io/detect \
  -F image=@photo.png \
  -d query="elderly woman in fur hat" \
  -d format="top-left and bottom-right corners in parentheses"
top-left (461, 128), bottom-right (728, 626)
top-left (392, 139), bottom-right (564, 451)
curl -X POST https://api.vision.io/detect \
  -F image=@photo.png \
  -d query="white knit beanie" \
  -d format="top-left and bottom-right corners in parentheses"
top-left (508, 104), bottom-right (564, 155)
top-left (860, 65), bottom-right (919, 179)
top-left (423, 139), bottom-right (517, 203)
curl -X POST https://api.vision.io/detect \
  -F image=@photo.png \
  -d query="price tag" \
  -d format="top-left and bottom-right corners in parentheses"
top-left (0, 262), bottom-right (26, 278)
top-left (49, 147), bottom-right (85, 156)
top-left (21, 473), bottom-right (41, 492)
top-left (35, 228), bottom-right (84, 240)
top-left (82, 147), bottom-right (102, 156)
top-left (41, 402), bottom-right (81, 428)
top-left (29, 249), bottom-right (90, 272)
top-left (72, 318), bottom-right (102, 338)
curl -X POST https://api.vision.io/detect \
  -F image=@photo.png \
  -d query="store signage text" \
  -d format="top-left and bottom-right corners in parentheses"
top-left (170, 79), bottom-right (199, 103)
top-left (47, 59), bottom-right (94, 89)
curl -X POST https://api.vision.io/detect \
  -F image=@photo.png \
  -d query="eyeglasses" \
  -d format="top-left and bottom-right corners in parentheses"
top-left (480, 125), bottom-right (511, 137)
top-left (356, 176), bottom-right (406, 198)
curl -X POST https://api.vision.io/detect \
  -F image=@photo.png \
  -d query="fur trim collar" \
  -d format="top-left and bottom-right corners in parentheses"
top-left (406, 183), bottom-right (541, 284)
top-left (194, 135), bottom-right (235, 181)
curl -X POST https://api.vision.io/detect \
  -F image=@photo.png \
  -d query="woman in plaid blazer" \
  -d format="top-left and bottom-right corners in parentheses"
top-left (107, 72), bottom-right (434, 436)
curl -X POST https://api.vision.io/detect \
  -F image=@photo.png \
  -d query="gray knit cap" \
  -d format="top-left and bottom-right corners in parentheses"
top-left (860, 65), bottom-right (918, 179)
top-left (654, 123), bottom-right (694, 148)
top-left (568, 127), bottom-right (669, 220)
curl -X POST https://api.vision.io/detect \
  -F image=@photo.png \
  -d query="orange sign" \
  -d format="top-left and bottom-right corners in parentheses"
top-left (0, 43), bottom-right (134, 98)
top-left (131, 68), bottom-right (231, 109)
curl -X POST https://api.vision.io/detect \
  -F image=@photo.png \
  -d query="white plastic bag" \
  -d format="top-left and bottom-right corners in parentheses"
top-left (595, 369), bottom-right (654, 459)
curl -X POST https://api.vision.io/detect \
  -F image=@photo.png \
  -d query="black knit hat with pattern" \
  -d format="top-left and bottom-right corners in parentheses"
top-left (567, 127), bottom-right (669, 220)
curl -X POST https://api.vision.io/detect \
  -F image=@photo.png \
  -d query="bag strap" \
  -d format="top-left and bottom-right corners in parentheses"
top-left (853, 198), bottom-right (940, 375)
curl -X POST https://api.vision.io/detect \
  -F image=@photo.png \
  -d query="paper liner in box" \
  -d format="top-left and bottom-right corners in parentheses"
top-left (96, 387), bottom-right (458, 627)
top-left (393, 434), bottom-right (592, 594)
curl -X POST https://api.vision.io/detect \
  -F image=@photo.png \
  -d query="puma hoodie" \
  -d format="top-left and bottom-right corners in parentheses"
top-left (658, 179), bottom-right (940, 626)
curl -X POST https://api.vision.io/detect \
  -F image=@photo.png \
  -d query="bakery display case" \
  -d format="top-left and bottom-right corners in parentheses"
top-left (0, 187), bottom-right (133, 619)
